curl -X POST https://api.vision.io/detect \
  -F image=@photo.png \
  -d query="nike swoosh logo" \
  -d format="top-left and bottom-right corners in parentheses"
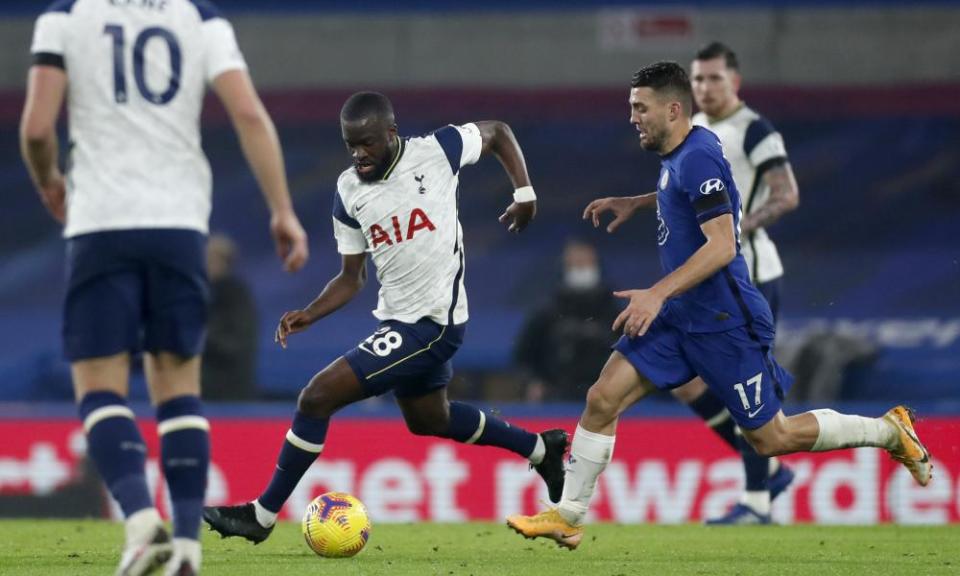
top-left (748, 405), bottom-right (765, 418)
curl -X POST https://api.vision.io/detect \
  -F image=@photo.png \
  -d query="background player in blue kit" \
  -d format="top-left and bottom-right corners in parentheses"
top-left (203, 92), bottom-right (568, 545)
top-left (20, 1), bottom-right (309, 574)
top-left (506, 62), bottom-right (932, 549)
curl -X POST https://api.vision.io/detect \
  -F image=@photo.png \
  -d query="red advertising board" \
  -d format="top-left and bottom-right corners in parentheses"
top-left (1, 418), bottom-right (958, 524)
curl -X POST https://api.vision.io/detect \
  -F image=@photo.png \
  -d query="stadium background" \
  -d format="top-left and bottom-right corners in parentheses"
top-left (0, 0), bottom-right (957, 525)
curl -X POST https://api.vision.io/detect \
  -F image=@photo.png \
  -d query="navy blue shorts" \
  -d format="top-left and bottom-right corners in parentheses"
top-left (614, 317), bottom-right (793, 429)
top-left (344, 319), bottom-right (465, 399)
top-left (63, 229), bottom-right (209, 361)
top-left (756, 277), bottom-right (782, 324)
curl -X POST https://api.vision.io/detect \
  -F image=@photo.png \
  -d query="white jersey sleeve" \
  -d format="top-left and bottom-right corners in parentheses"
top-left (744, 117), bottom-right (788, 167)
top-left (332, 180), bottom-right (367, 255)
top-left (456, 123), bottom-right (483, 166)
top-left (432, 123), bottom-right (483, 173)
top-left (30, 9), bottom-right (69, 61)
top-left (200, 18), bottom-right (246, 81)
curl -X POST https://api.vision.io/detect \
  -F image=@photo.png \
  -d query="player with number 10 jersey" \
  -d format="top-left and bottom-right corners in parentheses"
top-left (23, 1), bottom-right (307, 574)
top-left (31, 0), bottom-right (247, 237)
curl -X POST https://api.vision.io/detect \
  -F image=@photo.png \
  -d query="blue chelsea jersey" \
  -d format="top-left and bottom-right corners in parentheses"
top-left (655, 126), bottom-right (774, 334)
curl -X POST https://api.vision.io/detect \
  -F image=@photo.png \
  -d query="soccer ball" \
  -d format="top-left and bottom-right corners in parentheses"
top-left (301, 492), bottom-right (371, 558)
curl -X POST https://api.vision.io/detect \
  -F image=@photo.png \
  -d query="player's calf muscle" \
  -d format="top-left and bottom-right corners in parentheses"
top-left (405, 417), bottom-right (448, 437)
top-left (742, 413), bottom-right (817, 456)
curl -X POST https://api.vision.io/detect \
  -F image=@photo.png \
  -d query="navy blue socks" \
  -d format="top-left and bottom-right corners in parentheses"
top-left (446, 401), bottom-right (537, 458)
top-left (258, 411), bottom-right (329, 513)
top-left (688, 389), bottom-right (739, 451)
top-left (79, 391), bottom-right (153, 518)
top-left (157, 395), bottom-right (209, 540)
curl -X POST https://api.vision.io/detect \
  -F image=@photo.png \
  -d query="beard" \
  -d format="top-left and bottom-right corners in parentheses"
top-left (355, 160), bottom-right (388, 182)
top-left (639, 123), bottom-right (670, 154)
top-left (639, 132), bottom-right (663, 152)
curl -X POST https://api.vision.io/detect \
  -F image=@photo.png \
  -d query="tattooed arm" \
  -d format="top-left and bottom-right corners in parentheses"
top-left (741, 161), bottom-right (799, 234)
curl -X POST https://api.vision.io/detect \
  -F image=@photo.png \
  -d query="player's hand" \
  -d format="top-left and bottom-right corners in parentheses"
top-left (270, 210), bottom-right (309, 273)
top-left (612, 289), bottom-right (665, 338)
top-left (582, 196), bottom-right (640, 233)
top-left (498, 200), bottom-right (536, 233)
top-left (37, 173), bottom-right (66, 224)
top-left (275, 309), bottom-right (314, 349)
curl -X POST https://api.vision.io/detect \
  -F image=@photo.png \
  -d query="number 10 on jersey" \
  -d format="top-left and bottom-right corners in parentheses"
top-left (103, 24), bottom-right (181, 105)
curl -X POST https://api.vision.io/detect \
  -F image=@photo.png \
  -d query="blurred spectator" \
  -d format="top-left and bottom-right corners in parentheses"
top-left (514, 240), bottom-right (620, 401)
top-left (202, 234), bottom-right (259, 401)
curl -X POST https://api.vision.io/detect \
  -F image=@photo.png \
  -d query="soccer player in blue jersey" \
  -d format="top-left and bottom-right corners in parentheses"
top-left (586, 43), bottom-right (802, 525)
top-left (506, 62), bottom-right (931, 549)
top-left (203, 92), bottom-right (568, 545)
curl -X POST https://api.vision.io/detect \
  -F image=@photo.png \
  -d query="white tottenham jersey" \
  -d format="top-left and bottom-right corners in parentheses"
top-left (693, 104), bottom-right (789, 283)
top-left (30, 0), bottom-right (247, 238)
top-left (332, 124), bottom-right (483, 326)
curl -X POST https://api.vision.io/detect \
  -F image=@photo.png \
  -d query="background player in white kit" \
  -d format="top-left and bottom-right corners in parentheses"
top-left (581, 42), bottom-right (801, 525)
top-left (203, 92), bottom-right (569, 545)
top-left (20, 1), bottom-right (308, 574)
top-left (689, 41), bottom-right (801, 524)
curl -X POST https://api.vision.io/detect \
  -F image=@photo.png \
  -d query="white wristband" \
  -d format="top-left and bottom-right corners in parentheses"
top-left (513, 186), bottom-right (536, 203)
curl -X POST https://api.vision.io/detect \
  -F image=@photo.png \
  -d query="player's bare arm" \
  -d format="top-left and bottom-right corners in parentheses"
top-left (583, 192), bottom-right (658, 233)
top-left (213, 69), bottom-right (309, 272)
top-left (19, 65), bottom-right (67, 224)
top-left (613, 213), bottom-right (736, 337)
top-left (275, 253), bottom-right (368, 348)
top-left (741, 162), bottom-right (799, 234)
top-left (474, 120), bottom-right (536, 233)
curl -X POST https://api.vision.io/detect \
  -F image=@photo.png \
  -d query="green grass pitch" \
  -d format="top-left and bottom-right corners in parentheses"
top-left (1, 520), bottom-right (957, 575)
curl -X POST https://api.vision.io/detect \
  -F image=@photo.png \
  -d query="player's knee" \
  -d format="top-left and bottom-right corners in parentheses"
top-left (297, 380), bottom-right (339, 418)
top-left (585, 384), bottom-right (620, 419)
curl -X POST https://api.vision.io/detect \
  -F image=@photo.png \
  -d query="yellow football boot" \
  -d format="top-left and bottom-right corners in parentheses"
top-left (506, 508), bottom-right (583, 550)
top-left (883, 405), bottom-right (933, 486)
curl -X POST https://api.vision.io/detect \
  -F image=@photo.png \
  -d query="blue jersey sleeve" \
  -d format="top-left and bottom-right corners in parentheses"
top-left (680, 148), bottom-right (733, 224)
top-left (433, 126), bottom-right (464, 175)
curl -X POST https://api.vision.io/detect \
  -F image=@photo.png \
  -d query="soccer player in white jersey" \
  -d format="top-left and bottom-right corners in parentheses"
top-left (574, 43), bottom-right (802, 525)
top-left (20, 1), bottom-right (308, 574)
top-left (203, 92), bottom-right (569, 544)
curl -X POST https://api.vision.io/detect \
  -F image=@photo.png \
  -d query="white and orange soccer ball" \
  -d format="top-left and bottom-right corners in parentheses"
top-left (301, 492), bottom-right (371, 558)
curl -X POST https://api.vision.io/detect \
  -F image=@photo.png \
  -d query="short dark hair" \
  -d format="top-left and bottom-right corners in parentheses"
top-left (340, 91), bottom-right (395, 124)
top-left (630, 61), bottom-right (692, 115)
top-left (695, 41), bottom-right (740, 70)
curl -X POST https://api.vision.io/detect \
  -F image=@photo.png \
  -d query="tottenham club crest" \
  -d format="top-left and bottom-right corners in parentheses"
top-left (699, 178), bottom-right (725, 195)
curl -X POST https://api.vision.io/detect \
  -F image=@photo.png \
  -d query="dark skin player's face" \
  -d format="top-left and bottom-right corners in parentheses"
top-left (341, 117), bottom-right (398, 182)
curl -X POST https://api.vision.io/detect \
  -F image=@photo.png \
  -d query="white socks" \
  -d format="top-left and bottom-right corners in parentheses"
top-left (167, 538), bottom-right (201, 575)
top-left (253, 499), bottom-right (278, 528)
top-left (557, 424), bottom-right (615, 526)
top-left (125, 508), bottom-right (162, 546)
top-left (810, 409), bottom-right (897, 452)
top-left (741, 491), bottom-right (770, 515)
top-left (528, 434), bottom-right (546, 465)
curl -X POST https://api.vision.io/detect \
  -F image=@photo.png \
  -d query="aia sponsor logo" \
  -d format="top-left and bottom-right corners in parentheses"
top-left (369, 208), bottom-right (436, 248)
